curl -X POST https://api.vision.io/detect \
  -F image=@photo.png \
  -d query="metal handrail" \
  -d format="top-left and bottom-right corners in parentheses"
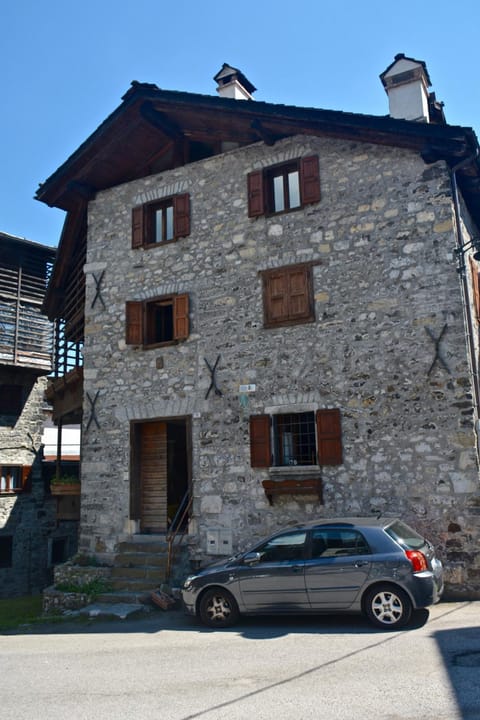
top-left (166, 491), bottom-right (193, 580)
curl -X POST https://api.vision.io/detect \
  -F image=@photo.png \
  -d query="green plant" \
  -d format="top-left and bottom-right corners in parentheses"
top-left (50, 474), bottom-right (80, 485)
top-left (55, 577), bottom-right (112, 598)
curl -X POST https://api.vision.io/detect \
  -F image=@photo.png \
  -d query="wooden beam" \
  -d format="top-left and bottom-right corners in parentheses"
top-left (251, 118), bottom-right (276, 146)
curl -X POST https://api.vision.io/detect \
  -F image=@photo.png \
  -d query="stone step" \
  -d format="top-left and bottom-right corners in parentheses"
top-left (113, 552), bottom-right (168, 569)
top-left (117, 541), bottom-right (168, 554)
top-left (109, 578), bottom-right (162, 592)
top-left (110, 566), bottom-right (168, 583)
top-left (96, 590), bottom-right (153, 605)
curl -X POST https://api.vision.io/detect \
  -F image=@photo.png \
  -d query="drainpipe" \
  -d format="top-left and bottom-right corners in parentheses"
top-left (449, 152), bottom-right (480, 456)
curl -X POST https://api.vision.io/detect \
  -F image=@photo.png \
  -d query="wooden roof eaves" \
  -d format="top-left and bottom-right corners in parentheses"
top-left (36, 82), bottom-right (480, 210)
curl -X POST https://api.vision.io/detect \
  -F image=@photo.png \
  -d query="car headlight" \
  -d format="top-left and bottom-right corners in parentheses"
top-left (183, 575), bottom-right (198, 590)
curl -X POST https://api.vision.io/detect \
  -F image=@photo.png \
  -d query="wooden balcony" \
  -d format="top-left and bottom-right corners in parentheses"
top-left (45, 366), bottom-right (83, 424)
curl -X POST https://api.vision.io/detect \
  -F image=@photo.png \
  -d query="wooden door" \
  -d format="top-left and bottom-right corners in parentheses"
top-left (139, 421), bottom-right (167, 533)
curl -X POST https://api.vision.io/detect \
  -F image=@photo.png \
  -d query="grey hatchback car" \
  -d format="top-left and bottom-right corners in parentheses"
top-left (182, 517), bottom-right (443, 630)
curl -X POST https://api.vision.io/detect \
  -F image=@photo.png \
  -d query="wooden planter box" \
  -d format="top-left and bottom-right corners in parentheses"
top-left (262, 478), bottom-right (323, 505)
top-left (50, 483), bottom-right (81, 496)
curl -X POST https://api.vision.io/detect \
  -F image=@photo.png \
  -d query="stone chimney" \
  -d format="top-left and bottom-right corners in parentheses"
top-left (380, 54), bottom-right (444, 123)
top-left (214, 64), bottom-right (256, 100)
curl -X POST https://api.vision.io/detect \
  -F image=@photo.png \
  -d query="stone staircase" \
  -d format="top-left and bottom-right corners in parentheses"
top-left (96, 537), bottom-right (190, 605)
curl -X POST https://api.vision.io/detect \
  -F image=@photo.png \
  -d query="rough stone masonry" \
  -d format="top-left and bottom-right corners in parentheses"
top-left (81, 133), bottom-right (480, 597)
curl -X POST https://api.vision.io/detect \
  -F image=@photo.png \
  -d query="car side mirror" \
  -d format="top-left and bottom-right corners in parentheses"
top-left (243, 551), bottom-right (261, 565)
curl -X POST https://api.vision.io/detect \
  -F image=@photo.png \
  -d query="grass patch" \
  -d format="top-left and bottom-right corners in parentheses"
top-left (0, 595), bottom-right (44, 631)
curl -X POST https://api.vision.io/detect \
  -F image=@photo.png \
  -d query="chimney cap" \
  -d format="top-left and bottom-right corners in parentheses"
top-left (380, 53), bottom-right (432, 87)
top-left (213, 63), bottom-right (257, 95)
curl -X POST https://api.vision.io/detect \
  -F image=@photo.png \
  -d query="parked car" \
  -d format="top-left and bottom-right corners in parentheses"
top-left (182, 517), bottom-right (443, 629)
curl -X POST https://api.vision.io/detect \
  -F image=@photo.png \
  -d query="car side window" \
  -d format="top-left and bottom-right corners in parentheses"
top-left (310, 529), bottom-right (370, 558)
top-left (257, 531), bottom-right (307, 562)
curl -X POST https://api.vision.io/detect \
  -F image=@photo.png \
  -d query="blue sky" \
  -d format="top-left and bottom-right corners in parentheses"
top-left (2, 0), bottom-right (479, 248)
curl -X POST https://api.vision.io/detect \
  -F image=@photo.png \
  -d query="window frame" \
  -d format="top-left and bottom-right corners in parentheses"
top-left (247, 155), bottom-right (320, 218)
top-left (132, 193), bottom-right (190, 249)
top-left (261, 262), bottom-right (315, 328)
top-left (0, 465), bottom-right (31, 494)
top-left (125, 293), bottom-right (189, 349)
top-left (249, 409), bottom-right (342, 468)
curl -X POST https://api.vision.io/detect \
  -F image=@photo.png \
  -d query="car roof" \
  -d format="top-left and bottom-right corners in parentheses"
top-left (298, 517), bottom-right (395, 530)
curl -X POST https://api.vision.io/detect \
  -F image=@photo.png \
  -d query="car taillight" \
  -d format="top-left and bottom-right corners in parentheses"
top-left (405, 549), bottom-right (428, 572)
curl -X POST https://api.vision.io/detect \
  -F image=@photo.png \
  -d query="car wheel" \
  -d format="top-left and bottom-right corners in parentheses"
top-left (363, 584), bottom-right (412, 629)
top-left (199, 588), bottom-right (240, 628)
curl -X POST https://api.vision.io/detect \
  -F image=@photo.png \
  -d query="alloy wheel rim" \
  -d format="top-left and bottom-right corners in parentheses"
top-left (371, 590), bottom-right (403, 624)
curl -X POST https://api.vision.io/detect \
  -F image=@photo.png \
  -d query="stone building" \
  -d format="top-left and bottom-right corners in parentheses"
top-left (37, 56), bottom-right (480, 597)
top-left (0, 232), bottom-right (77, 597)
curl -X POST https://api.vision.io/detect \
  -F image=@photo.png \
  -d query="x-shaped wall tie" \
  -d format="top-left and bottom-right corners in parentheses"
top-left (204, 355), bottom-right (223, 399)
top-left (86, 390), bottom-right (100, 430)
top-left (425, 324), bottom-right (451, 375)
top-left (90, 270), bottom-right (106, 309)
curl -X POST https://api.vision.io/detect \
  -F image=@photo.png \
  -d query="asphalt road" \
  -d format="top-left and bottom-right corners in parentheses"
top-left (1, 601), bottom-right (479, 720)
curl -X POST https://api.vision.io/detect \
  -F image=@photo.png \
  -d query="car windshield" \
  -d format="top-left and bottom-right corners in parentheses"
top-left (384, 520), bottom-right (425, 550)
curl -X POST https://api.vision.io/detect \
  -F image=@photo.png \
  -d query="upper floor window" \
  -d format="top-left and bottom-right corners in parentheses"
top-left (0, 465), bottom-right (31, 494)
top-left (250, 409), bottom-right (342, 468)
top-left (125, 294), bottom-right (189, 348)
top-left (247, 155), bottom-right (320, 217)
top-left (132, 193), bottom-right (190, 248)
top-left (261, 263), bottom-right (315, 328)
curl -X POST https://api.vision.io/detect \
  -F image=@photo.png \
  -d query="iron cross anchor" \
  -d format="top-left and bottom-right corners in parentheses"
top-left (204, 355), bottom-right (223, 399)
top-left (425, 324), bottom-right (451, 375)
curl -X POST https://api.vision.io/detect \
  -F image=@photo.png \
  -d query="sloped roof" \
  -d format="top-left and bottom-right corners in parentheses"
top-left (36, 81), bottom-right (480, 213)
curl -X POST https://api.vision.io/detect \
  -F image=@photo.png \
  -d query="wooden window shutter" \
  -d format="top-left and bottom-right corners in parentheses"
top-left (173, 294), bottom-right (189, 340)
top-left (316, 409), bottom-right (342, 466)
top-left (132, 206), bottom-right (144, 248)
top-left (125, 301), bottom-right (144, 345)
top-left (247, 170), bottom-right (265, 217)
top-left (470, 256), bottom-right (480, 322)
top-left (249, 415), bottom-right (271, 468)
top-left (173, 193), bottom-right (190, 238)
top-left (21, 466), bottom-right (32, 492)
top-left (300, 155), bottom-right (321, 206)
top-left (264, 269), bottom-right (288, 325)
top-left (287, 266), bottom-right (311, 320)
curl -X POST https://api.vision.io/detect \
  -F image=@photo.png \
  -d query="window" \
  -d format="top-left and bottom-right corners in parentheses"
top-left (262, 263), bottom-right (315, 328)
top-left (256, 530), bottom-right (307, 562)
top-left (0, 536), bottom-right (13, 568)
top-left (0, 385), bottom-right (23, 417)
top-left (310, 529), bottom-right (370, 558)
top-left (125, 294), bottom-right (189, 347)
top-left (250, 409), bottom-right (342, 468)
top-left (132, 193), bottom-right (190, 248)
top-left (0, 465), bottom-right (31, 493)
top-left (248, 155), bottom-right (320, 217)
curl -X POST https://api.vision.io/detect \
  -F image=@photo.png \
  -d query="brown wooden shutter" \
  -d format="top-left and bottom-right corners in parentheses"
top-left (264, 269), bottom-right (288, 325)
top-left (287, 265), bottom-right (312, 320)
top-left (249, 415), bottom-right (271, 468)
top-left (470, 256), bottom-right (480, 321)
top-left (132, 206), bottom-right (144, 248)
top-left (173, 294), bottom-right (189, 340)
top-left (316, 409), bottom-right (342, 465)
top-left (300, 155), bottom-right (321, 206)
top-left (173, 193), bottom-right (190, 238)
top-left (21, 465), bottom-right (32, 492)
top-left (125, 301), bottom-right (144, 345)
top-left (247, 170), bottom-right (265, 217)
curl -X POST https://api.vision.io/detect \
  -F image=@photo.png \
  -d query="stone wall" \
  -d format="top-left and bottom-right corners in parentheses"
top-left (0, 375), bottom-right (55, 596)
top-left (81, 134), bottom-right (480, 595)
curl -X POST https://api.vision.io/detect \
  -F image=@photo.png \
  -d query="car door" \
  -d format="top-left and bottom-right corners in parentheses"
top-left (237, 529), bottom-right (309, 612)
top-left (305, 528), bottom-right (372, 609)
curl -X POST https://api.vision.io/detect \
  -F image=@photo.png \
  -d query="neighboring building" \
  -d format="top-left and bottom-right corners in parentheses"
top-left (0, 232), bottom-right (77, 597)
top-left (37, 56), bottom-right (480, 597)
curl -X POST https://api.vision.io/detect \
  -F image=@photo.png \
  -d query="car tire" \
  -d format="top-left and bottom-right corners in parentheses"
top-left (199, 587), bottom-right (240, 628)
top-left (363, 584), bottom-right (412, 629)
